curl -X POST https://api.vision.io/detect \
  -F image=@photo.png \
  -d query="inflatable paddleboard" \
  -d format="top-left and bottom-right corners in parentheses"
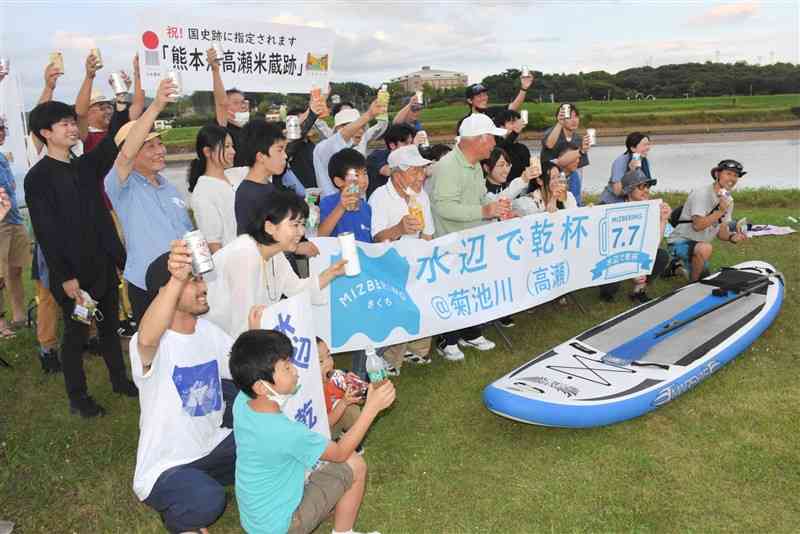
top-left (483, 261), bottom-right (785, 428)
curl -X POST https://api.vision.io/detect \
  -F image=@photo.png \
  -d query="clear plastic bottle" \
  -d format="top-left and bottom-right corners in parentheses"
top-left (365, 346), bottom-right (387, 385)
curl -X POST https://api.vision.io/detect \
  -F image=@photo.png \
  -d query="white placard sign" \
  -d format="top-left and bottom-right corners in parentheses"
top-left (259, 291), bottom-right (329, 439)
top-left (137, 14), bottom-right (335, 93)
top-left (309, 202), bottom-right (663, 353)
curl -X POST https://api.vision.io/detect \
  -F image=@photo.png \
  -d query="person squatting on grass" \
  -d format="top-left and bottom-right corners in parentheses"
top-left (667, 159), bottom-right (749, 281)
top-left (129, 240), bottom-right (260, 533)
top-left (229, 328), bottom-right (396, 534)
top-left (599, 169), bottom-right (672, 303)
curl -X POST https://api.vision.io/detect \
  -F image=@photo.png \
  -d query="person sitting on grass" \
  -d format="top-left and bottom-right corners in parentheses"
top-left (529, 152), bottom-right (579, 214)
top-left (318, 148), bottom-right (372, 378)
top-left (129, 241), bottom-right (262, 534)
top-left (666, 159), bottom-right (748, 282)
top-left (229, 329), bottom-right (396, 534)
top-left (318, 337), bottom-right (365, 440)
top-left (599, 169), bottom-right (672, 303)
top-left (599, 132), bottom-right (652, 205)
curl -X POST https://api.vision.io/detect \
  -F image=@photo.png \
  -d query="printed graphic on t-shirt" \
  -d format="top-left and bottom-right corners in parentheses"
top-left (171, 360), bottom-right (222, 417)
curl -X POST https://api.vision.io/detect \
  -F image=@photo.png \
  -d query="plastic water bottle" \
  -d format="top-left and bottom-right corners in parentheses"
top-left (365, 346), bottom-right (387, 386)
top-left (376, 84), bottom-right (390, 121)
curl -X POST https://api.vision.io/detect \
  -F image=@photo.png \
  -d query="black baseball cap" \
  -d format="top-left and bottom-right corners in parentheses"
top-left (711, 159), bottom-right (746, 179)
top-left (145, 252), bottom-right (171, 300)
top-left (465, 83), bottom-right (488, 99)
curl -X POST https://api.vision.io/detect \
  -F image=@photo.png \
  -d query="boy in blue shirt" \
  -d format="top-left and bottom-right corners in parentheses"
top-left (318, 149), bottom-right (372, 242)
top-left (229, 329), bottom-right (396, 534)
top-left (317, 148), bottom-right (372, 379)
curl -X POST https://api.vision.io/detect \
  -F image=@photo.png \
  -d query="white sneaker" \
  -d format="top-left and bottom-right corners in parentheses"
top-left (436, 343), bottom-right (465, 361)
top-left (459, 336), bottom-right (496, 351)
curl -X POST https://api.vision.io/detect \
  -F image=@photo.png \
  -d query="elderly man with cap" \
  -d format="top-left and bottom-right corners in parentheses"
top-left (369, 144), bottom-right (437, 370)
top-left (456, 71), bottom-right (534, 134)
top-left (105, 78), bottom-right (194, 324)
top-left (429, 114), bottom-right (517, 361)
top-left (667, 159), bottom-right (748, 282)
top-left (130, 241), bottom-right (260, 534)
top-left (25, 93), bottom-right (140, 418)
top-left (313, 99), bottom-right (387, 198)
top-left (599, 169), bottom-right (672, 303)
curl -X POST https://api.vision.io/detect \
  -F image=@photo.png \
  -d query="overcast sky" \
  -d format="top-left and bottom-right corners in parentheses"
top-left (1, 0), bottom-right (798, 107)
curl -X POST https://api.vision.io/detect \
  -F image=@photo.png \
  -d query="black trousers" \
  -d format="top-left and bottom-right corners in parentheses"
top-left (57, 279), bottom-right (128, 401)
top-left (599, 247), bottom-right (671, 300)
top-left (128, 281), bottom-right (153, 325)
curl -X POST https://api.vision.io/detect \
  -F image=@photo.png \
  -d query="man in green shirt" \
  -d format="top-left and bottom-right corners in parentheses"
top-left (429, 114), bottom-right (509, 361)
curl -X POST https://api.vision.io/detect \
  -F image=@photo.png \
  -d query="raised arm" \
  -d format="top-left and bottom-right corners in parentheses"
top-left (112, 78), bottom-right (174, 184)
top-left (38, 62), bottom-right (61, 105)
top-left (507, 72), bottom-right (533, 111)
top-left (392, 94), bottom-right (418, 125)
top-left (137, 240), bottom-right (191, 370)
top-left (339, 99), bottom-right (382, 143)
top-left (208, 48), bottom-right (228, 127)
top-left (75, 53), bottom-right (101, 140)
top-left (129, 54), bottom-right (145, 120)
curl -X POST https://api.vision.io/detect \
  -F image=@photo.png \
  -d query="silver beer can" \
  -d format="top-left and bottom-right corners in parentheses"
top-left (286, 115), bottom-right (302, 140)
top-left (90, 47), bottom-right (103, 69)
top-left (166, 70), bottom-right (182, 98)
top-left (586, 128), bottom-right (597, 146)
top-left (211, 42), bottom-right (224, 63)
top-left (184, 230), bottom-right (214, 275)
top-left (415, 90), bottom-right (424, 106)
top-left (110, 72), bottom-right (127, 95)
top-left (561, 103), bottom-right (571, 120)
top-left (331, 94), bottom-right (341, 105)
top-left (418, 130), bottom-right (430, 148)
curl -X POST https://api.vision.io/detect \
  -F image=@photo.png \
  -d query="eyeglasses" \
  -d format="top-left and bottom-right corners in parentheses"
top-left (636, 183), bottom-right (652, 191)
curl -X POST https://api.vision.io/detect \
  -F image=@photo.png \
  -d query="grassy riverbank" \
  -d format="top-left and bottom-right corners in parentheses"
top-left (1, 191), bottom-right (798, 532)
top-left (160, 94), bottom-right (800, 151)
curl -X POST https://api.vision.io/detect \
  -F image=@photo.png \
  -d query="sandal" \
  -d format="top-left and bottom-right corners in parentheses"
top-left (0, 326), bottom-right (15, 340)
top-left (403, 353), bottom-right (432, 365)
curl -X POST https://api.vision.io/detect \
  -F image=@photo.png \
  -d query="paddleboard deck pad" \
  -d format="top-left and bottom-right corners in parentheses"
top-left (483, 261), bottom-right (785, 428)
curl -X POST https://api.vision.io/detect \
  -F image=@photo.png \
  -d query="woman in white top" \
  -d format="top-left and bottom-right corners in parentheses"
top-left (188, 124), bottom-right (240, 253)
top-left (531, 165), bottom-right (578, 213)
top-left (205, 190), bottom-right (346, 339)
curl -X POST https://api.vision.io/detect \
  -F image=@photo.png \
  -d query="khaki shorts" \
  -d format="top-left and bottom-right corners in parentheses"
top-left (288, 461), bottom-right (354, 534)
top-left (0, 222), bottom-right (31, 278)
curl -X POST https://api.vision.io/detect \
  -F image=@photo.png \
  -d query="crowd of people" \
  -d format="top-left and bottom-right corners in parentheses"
top-left (0, 49), bottom-right (751, 533)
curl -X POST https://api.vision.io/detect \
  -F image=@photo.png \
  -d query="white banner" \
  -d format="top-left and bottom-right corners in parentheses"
top-left (0, 71), bottom-right (30, 207)
top-left (310, 201), bottom-right (663, 353)
top-left (136, 14), bottom-right (335, 93)
top-left (259, 291), bottom-right (329, 439)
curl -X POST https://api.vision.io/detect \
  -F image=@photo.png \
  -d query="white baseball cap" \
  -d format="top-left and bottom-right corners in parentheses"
top-left (458, 113), bottom-right (507, 138)
top-left (387, 145), bottom-right (432, 170)
top-left (333, 108), bottom-right (360, 128)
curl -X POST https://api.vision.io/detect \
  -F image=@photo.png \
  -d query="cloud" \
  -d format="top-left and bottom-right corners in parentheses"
top-left (689, 2), bottom-right (759, 25)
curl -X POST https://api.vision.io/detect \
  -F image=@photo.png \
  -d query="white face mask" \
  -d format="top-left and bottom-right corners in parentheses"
top-left (262, 380), bottom-right (300, 409)
top-left (233, 111), bottom-right (250, 127)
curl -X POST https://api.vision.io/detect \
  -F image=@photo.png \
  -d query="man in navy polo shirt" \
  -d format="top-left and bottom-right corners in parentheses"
top-left (105, 78), bottom-right (194, 324)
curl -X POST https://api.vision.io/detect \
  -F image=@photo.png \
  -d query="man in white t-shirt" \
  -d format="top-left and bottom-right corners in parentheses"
top-left (130, 240), bottom-right (262, 533)
top-left (368, 145), bottom-right (435, 372)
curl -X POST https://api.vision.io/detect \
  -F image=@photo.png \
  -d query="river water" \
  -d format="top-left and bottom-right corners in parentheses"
top-left (159, 137), bottom-right (799, 203)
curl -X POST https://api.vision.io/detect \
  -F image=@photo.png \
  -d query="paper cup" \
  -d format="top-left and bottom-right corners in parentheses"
top-left (338, 232), bottom-right (361, 276)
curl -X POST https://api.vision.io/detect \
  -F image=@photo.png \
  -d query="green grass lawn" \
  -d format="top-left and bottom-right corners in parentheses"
top-left (161, 94), bottom-right (800, 148)
top-left (1, 194), bottom-right (799, 532)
